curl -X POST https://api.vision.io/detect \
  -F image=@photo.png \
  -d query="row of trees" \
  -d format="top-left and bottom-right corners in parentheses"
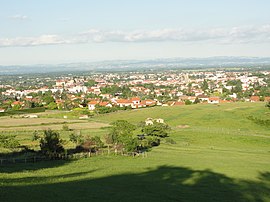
top-left (28, 120), bottom-right (172, 157)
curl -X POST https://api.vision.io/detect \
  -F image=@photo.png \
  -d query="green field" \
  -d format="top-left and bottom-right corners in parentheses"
top-left (0, 102), bottom-right (270, 202)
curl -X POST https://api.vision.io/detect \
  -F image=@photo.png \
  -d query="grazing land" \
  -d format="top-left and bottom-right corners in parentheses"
top-left (0, 102), bottom-right (270, 202)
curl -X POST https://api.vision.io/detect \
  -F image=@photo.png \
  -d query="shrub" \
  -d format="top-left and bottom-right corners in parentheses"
top-left (165, 137), bottom-right (176, 144)
top-left (62, 124), bottom-right (69, 131)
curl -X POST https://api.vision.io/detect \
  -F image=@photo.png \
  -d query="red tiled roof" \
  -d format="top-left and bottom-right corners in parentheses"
top-left (99, 101), bottom-right (109, 106)
top-left (88, 101), bottom-right (99, 105)
top-left (116, 99), bottom-right (132, 104)
top-left (131, 97), bottom-right (140, 101)
top-left (250, 96), bottom-right (260, 101)
top-left (209, 97), bottom-right (220, 101)
top-left (174, 101), bottom-right (184, 106)
top-left (265, 97), bottom-right (270, 102)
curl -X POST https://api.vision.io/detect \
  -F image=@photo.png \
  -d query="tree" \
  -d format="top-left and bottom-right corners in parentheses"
top-left (84, 79), bottom-right (97, 87)
top-left (81, 136), bottom-right (104, 152)
top-left (110, 120), bottom-right (136, 137)
top-left (108, 120), bottom-right (138, 152)
top-left (42, 94), bottom-right (54, 104)
top-left (39, 129), bottom-right (64, 156)
top-left (142, 121), bottom-right (170, 138)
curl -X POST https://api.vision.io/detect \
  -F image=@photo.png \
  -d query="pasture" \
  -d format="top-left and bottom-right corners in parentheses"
top-left (0, 102), bottom-right (270, 202)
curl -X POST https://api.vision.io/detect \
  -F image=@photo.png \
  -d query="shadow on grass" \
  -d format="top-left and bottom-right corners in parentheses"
top-left (1, 165), bottom-right (269, 202)
top-left (0, 159), bottom-right (75, 173)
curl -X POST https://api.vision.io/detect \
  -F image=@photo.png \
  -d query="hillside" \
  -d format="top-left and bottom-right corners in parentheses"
top-left (0, 102), bottom-right (269, 202)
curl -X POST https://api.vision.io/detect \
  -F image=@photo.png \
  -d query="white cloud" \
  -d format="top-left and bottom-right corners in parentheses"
top-left (80, 25), bottom-right (270, 44)
top-left (9, 14), bottom-right (28, 20)
top-left (0, 35), bottom-right (69, 47)
top-left (0, 25), bottom-right (270, 47)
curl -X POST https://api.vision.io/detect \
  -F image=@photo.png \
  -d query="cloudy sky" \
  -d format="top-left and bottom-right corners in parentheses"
top-left (0, 0), bottom-right (270, 65)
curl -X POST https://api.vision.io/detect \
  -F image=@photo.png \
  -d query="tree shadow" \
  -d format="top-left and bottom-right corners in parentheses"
top-left (1, 165), bottom-right (269, 202)
top-left (0, 159), bottom-right (75, 173)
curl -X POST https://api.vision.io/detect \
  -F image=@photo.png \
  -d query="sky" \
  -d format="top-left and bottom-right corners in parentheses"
top-left (0, 0), bottom-right (270, 65)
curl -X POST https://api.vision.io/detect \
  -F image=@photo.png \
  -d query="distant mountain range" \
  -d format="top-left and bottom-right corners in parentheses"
top-left (1, 56), bottom-right (270, 75)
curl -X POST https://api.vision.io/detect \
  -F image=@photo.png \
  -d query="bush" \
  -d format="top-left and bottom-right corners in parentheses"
top-left (165, 137), bottom-right (176, 144)
top-left (62, 124), bottom-right (70, 131)
top-left (247, 116), bottom-right (270, 127)
top-left (0, 134), bottom-right (20, 149)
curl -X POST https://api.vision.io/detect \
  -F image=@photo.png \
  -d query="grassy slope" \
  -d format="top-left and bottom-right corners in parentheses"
top-left (0, 102), bottom-right (270, 202)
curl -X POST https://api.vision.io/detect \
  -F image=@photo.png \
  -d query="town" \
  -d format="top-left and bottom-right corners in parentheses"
top-left (0, 69), bottom-right (269, 115)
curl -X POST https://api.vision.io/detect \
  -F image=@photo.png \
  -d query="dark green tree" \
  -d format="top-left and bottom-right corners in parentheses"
top-left (39, 129), bottom-right (64, 156)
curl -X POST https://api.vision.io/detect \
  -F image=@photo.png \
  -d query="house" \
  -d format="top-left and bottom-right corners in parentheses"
top-left (99, 101), bottom-right (112, 108)
top-left (131, 97), bottom-right (140, 105)
top-left (208, 97), bottom-right (220, 104)
top-left (187, 96), bottom-right (197, 103)
top-left (100, 94), bottom-right (112, 99)
top-left (141, 99), bottom-right (156, 107)
top-left (264, 97), bottom-right (270, 102)
top-left (55, 80), bottom-right (65, 86)
top-left (11, 101), bottom-right (24, 107)
top-left (250, 96), bottom-right (260, 102)
top-left (155, 118), bottom-right (164, 124)
top-left (0, 108), bottom-right (5, 113)
top-left (115, 99), bottom-right (133, 108)
top-left (88, 100), bottom-right (99, 110)
top-left (88, 100), bottom-right (113, 110)
top-left (197, 95), bottom-right (209, 102)
top-left (145, 118), bottom-right (153, 125)
top-left (145, 118), bottom-right (165, 125)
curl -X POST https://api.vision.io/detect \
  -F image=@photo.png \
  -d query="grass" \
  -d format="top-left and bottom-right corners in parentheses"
top-left (0, 102), bottom-right (270, 201)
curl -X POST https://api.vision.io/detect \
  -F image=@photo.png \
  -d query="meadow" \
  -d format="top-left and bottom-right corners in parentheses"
top-left (0, 102), bottom-right (269, 202)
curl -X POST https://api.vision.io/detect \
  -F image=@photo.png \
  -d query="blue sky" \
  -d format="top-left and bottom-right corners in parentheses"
top-left (0, 0), bottom-right (270, 65)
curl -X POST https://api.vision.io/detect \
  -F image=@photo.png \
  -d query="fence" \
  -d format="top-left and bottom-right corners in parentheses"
top-left (0, 150), bottom-right (148, 165)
